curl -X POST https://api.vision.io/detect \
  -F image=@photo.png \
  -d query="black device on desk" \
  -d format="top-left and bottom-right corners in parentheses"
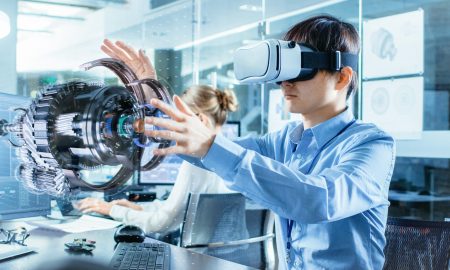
top-left (128, 191), bottom-right (157, 202)
top-left (109, 242), bottom-right (170, 270)
top-left (114, 225), bottom-right (146, 243)
top-left (104, 185), bottom-right (157, 203)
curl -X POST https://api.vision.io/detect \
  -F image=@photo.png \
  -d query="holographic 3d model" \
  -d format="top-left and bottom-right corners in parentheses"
top-left (0, 58), bottom-right (172, 197)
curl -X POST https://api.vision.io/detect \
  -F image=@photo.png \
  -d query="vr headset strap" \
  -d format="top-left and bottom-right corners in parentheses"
top-left (301, 51), bottom-right (358, 72)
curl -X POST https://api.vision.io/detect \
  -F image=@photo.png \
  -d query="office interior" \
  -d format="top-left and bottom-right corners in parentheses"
top-left (0, 0), bottom-right (449, 269)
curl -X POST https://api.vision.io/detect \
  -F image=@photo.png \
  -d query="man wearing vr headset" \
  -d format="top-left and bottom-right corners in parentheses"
top-left (125, 15), bottom-right (394, 270)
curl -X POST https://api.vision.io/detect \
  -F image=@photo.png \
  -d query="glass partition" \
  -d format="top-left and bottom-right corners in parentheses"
top-left (197, 0), bottom-right (264, 134)
top-left (362, 0), bottom-right (450, 220)
top-left (0, 0), bottom-right (448, 219)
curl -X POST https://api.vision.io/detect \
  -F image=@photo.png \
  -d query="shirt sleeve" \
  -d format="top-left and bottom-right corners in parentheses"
top-left (109, 162), bottom-right (194, 234)
top-left (178, 132), bottom-right (273, 169)
top-left (201, 133), bottom-right (395, 224)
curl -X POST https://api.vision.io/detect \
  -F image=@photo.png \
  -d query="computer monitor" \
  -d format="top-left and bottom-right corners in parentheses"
top-left (0, 93), bottom-right (51, 220)
top-left (222, 121), bottom-right (241, 140)
top-left (139, 155), bottom-right (183, 185)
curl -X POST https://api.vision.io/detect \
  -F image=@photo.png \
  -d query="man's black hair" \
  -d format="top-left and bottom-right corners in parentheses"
top-left (284, 15), bottom-right (360, 99)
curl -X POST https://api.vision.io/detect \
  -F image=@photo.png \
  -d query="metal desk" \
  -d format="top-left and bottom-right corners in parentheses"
top-left (0, 217), bottom-right (256, 270)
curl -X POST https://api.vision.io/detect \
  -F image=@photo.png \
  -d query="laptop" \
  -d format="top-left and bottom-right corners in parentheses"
top-left (56, 199), bottom-right (112, 219)
top-left (0, 244), bottom-right (36, 261)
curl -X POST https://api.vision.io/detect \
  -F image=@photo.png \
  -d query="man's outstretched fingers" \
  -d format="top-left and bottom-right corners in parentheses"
top-left (110, 41), bottom-right (132, 61)
top-left (145, 117), bottom-right (186, 133)
top-left (101, 44), bottom-right (120, 59)
top-left (139, 52), bottom-right (156, 79)
top-left (145, 129), bottom-right (185, 142)
top-left (150, 98), bottom-right (185, 122)
top-left (116, 41), bottom-right (139, 60)
top-left (153, 145), bottom-right (185, 156)
top-left (173, 95), bottom-right (195, 116)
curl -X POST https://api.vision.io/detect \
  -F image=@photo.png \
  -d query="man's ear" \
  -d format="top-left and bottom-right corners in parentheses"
top-left (335, 66), bottom-right (353, 92)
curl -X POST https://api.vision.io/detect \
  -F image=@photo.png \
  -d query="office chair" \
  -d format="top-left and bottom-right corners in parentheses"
top-left (383, 217), bottom-right (450, 270)
top-left (180, 193), bottom-right (276, 269)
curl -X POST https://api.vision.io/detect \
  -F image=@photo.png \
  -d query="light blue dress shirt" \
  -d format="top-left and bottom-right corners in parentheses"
top-left (185, 108), bottom-right (396, 269)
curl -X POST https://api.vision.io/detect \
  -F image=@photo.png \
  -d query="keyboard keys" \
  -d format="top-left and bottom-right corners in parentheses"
top-left (110, 242), bottom-right (169, 270)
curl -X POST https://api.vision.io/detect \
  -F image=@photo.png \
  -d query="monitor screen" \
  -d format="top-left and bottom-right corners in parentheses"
top-left (222, 121), bottom-right (241, 140)
top-left (139, 155), bottom-right (183, 185)
top-left (0, 93), bottom-right (51, 220)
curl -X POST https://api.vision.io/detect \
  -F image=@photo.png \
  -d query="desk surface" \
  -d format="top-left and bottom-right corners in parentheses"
top-left (0, 218), bottom-right (256, 270)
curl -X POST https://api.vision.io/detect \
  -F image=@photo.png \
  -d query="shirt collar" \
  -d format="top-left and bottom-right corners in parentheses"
top-left (289, 122), bottom-right (304, 145)
top-left (289, 108), bottom-right (355, 148)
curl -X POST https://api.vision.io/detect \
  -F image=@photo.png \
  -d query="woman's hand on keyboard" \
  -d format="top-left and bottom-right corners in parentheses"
top-left (75, 198), bottom-right (113, 216)
top-left (111, 199), bottom-right (143, 211)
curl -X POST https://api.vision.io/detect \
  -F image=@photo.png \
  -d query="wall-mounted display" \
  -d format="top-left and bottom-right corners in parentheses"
top-left (363, 9), bottom-right (424, 79)
top-left (362, 76), bottom-right (423, 140)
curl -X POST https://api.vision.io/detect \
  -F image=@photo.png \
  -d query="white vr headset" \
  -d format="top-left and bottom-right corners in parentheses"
top-left (233, 39), bottom-right (358, 84)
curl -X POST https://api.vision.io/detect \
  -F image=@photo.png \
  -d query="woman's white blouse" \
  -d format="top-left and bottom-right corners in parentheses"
top-left (109, 161), bottom-right (232, 234)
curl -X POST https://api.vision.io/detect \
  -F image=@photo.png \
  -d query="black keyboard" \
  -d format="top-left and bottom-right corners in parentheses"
top-left (109, 242), bottom-right (170, 270)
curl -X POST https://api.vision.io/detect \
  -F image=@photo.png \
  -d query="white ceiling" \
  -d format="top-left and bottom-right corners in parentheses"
top-left (16, 0), bottom-right (358, 72)
top-left (15, 0), bottom-right (450, 72)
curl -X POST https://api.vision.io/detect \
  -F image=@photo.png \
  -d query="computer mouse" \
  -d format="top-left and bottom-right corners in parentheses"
top-left (114, 225), bottom-right (145, 243)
